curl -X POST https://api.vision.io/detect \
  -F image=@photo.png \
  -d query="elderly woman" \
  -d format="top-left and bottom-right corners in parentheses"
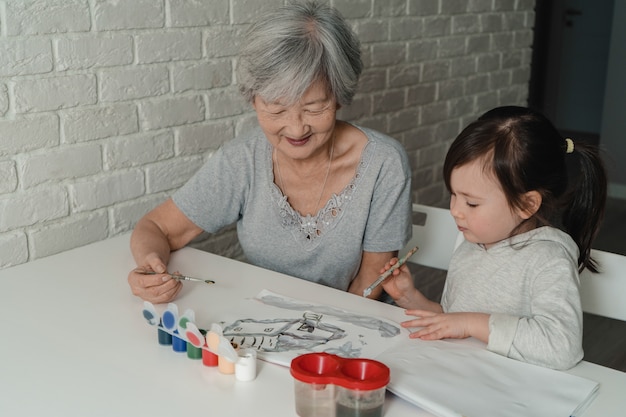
top-left (127, 0), bottom-right (412, 303)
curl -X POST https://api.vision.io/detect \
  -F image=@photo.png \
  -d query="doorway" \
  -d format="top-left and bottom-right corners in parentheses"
top-left (528, 0), bottom-right (614, 145)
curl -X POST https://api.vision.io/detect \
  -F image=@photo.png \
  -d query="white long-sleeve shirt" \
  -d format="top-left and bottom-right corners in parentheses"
top-left (442, 226), bottom-right (584, 370)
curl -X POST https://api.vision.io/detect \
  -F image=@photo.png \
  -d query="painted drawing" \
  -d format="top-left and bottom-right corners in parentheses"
top-left (222, 313), bottom-right (347, 353)
top-left (217, 290), bottom-right (405, 365)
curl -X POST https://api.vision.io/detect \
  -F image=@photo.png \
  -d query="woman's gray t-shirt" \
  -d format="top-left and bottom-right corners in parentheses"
top-left (172, 124), bottom-right (412, 291)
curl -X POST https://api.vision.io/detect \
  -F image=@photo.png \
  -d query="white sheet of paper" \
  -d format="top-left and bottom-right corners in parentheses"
top-left (378, 340), bottom-right (599, 417)
top-left (214, 290), bottom-right (598, 417)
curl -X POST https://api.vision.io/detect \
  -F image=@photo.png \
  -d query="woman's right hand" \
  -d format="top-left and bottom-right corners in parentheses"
top-left (128, 253), bottom-right (182, 303)
top-left (128, 198), bottom-right (202, 303)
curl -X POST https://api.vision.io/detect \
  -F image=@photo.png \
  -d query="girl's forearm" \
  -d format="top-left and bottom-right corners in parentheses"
top-left (467, 313), bottom-right (490, 343)
top-left (397, 288), bottom-right (443, 313)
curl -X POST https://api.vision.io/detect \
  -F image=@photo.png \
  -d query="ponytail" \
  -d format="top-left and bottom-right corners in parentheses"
top-left (561, 140), bottom-right (607, 272)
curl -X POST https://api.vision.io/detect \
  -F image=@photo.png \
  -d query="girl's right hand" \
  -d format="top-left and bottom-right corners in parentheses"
top-left (381, 258), bottom-right (441, 312)
top-left (380, 257), bottom-right (416, 304)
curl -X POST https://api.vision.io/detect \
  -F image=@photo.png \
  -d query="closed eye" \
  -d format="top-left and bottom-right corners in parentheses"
top-left (304, 104), bottom-right (330, 115)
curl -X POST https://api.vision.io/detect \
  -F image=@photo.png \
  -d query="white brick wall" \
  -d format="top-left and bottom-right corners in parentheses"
top-left (0, 0), bottom-right (535, 268)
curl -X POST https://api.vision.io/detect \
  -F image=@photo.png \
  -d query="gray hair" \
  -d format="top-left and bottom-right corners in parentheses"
top-left (236, 0), bottom-right (362, 106)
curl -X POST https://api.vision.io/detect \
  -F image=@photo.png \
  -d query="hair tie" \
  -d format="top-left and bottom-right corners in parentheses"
top-left (565, 138), bottom-right (574, 154)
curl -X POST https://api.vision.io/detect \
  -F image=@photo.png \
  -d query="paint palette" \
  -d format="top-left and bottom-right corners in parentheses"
top-left (141, 301), bottom-right (257, 381)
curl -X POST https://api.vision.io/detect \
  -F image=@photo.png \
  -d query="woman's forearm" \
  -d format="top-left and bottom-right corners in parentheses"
top-left (130, 217), bottom-right (173, 268)
top-left (130, 198), bottom-right (203, 268)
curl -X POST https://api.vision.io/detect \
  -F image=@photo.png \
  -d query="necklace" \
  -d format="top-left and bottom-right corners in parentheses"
top-left (274, 137), bottom-right (334, 215)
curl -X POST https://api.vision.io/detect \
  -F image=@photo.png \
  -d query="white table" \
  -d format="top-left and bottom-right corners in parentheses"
top-left (0, 234), bottom-right (624, 416)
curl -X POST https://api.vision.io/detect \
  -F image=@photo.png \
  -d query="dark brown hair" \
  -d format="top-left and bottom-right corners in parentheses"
top-left (443, 106), bottom-right (607, 272)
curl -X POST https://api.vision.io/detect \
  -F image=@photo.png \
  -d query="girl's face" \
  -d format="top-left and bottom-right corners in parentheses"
top-left (253, 79), bottom-right (338, 162)
top-left (449, 159), bottom-right (528, 249)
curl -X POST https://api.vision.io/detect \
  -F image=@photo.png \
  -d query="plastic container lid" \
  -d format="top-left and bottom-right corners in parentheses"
top-left (290, 352), bottom-right (390, 391)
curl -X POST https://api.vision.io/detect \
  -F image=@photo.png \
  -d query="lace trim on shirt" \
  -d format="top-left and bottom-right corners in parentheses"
top-left (270, 146), bottom-right (370, 248)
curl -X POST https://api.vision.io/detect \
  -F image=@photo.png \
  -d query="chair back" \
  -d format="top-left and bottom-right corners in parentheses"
top-left (402, 204), bottom-right (461, 270)
top-left (580, 249), bottom-right (626, 321)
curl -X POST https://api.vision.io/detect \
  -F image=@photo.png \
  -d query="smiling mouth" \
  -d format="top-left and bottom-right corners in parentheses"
top-left (285, 135), bottom-right (311, 146)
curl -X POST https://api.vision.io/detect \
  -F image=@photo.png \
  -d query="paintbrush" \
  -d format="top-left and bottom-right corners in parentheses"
top-left (137, 270), bottom-right (215, 284)
top-left (362, 245), bottom-right (419, 298)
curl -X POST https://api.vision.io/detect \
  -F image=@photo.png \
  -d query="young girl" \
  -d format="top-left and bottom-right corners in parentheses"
top-left (382, 106), bottom-right (607, 370)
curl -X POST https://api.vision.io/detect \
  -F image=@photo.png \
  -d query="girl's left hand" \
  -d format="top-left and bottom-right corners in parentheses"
top-left (401, 310), bottom-right (489, 342)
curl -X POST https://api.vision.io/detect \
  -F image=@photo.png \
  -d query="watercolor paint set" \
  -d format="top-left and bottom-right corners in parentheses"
top-left (141, 301), bottom-right (257, 382)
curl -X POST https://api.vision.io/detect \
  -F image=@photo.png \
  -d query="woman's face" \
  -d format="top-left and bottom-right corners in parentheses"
top-left (253, 80), bottom-right (338, 161)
